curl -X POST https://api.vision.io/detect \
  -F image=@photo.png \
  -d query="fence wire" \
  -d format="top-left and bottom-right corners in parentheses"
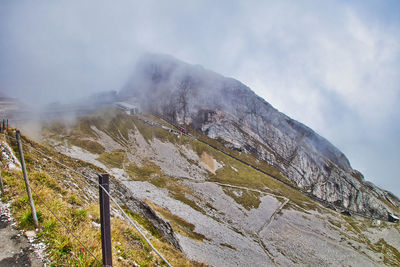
top-left (1, 132), bottom-right (173, 267)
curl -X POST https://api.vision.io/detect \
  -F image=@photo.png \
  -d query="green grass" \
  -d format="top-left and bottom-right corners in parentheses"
top-left (372, 238), bottom-right (400, 265)
top-left (223, 188), bottom-right (262, 211)
top-left (69, 138), bottom-right (105, 154)
top-left (125, 162), bottom-right (162, 179)
top-left (123, 117), bottom-right (316, 211)
top-left (123, 208), bottom-right (161, 239)
top-left (97, 149), bottom-right (126, 169)
top-left (187, 126), bottom-right (290, 183)
top-left (126, 162), bottom-right (205, 214)
top-left (148, 201), bottom-right (209, 242)
top-left (20, 210), bottom-right (43, 229)
top-left (132, 117), bottom-right (181, 144)
top-left (179, 137), bottom-right (315, 210)
top-left (1, 133), bottom-right (204, 267)
top-left (335, 215), bottom-right (400, 265)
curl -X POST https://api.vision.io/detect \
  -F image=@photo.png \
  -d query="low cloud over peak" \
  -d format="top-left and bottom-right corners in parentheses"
top-left (0, 0), bottom-right (399, 195)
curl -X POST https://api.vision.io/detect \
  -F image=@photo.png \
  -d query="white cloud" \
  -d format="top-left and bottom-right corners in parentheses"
top-left (315, 10), bottom-right (400, 123)
top-left (1, 0), bottom-right (399, 195)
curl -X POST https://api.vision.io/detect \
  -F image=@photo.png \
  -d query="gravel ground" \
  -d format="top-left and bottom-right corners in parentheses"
top-left (261, 209), bottom-right (382, 266)
top-left (0, 201), bottom-right (46, 267)
top-left (53, 123), bottom-right (400, 267)
top-left (122, 180), bottom-right (275, 266)
top-left (185, 181), bottom-right (281, 234)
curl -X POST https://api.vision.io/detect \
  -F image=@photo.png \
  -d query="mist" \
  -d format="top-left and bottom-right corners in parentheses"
top-left (1, 0), bottom-right (399, 196)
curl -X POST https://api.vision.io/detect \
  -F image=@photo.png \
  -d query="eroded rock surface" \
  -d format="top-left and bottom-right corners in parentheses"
top-left (120, 53), bottom-right (400, 219)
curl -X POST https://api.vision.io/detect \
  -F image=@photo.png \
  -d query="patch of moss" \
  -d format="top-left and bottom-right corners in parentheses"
top-left (132, 117), bottom-right (181, 144)
top-left (223, 188), bottom-right (262, 211)
top-left (122, 208), bottom-right (161, 239)
top-left (69, 138), bottom-right (105, 154)
top-left (149, 203), bottom-right (209, 242)
top-left (41, 121), bottom-right (69, 138)
top-left (189, 126), bottom-right (289, 183)
top-left (343, 216), bottom-right (366, 234)
top-left (97, 149), bottom-right (126, 169)
top-left (371, 238), bottom-right (400, 265)
top-left (127, 164), bottom-right (205, 214)
top-left (327, 217), bottom-right (342, 229)
top-left (125, 162), bottom-right (162, 179)
top-left (74, 119), bottom-right (99, 138)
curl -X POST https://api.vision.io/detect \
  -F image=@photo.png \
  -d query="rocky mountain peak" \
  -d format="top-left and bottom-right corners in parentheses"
top-left (120, 53), bottom-right (399, 219)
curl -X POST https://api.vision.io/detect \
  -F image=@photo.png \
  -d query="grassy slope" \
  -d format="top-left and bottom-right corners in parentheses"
top-left (40, 109), bottom-right (400, 265)
top-left (0, 132), bottom-right (205, 267)
top-left (42, 110), bottom-right (335, 211)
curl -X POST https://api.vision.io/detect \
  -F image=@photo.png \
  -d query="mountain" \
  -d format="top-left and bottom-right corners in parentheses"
top-left (120, 53), bottom-right (399, 219)
top-left (9, 53), bottom-right (398, 266)
top-left (39, 108), bottom-right (400, 266)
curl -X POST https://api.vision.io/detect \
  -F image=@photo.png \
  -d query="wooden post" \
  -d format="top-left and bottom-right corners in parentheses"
top-left (99, 173), bottom-right (112, 267)
top-left (0, 172), bottom-right (3, 196)
top-left (16, 130), bottom-right (39, 229)
top-left (6, 119), bottom-right (8, 130)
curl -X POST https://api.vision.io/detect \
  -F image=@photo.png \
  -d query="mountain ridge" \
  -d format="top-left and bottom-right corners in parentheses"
top-left (120, 53), bottom-right (399, 219)
top-left (37, 108), bottom-right (400, 266)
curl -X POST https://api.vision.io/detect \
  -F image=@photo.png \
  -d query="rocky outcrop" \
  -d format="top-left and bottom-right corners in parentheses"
top-left (120, 53), bottom-right (399, 219)
top-left (112, 178), bottom-right (182, 251)
top-left (77, 162), bottom-right (183, 251)
top-left (0, 140), bottom-right (21, 171)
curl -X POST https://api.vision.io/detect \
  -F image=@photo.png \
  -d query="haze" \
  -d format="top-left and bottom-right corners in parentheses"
top-left (0, 0), bottom-right (399, 196)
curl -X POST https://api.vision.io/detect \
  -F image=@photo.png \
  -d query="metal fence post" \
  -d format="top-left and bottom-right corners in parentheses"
top-left (99, 173), bottom-right (112, 267)
top-left (16, 129), bottom-right (39, 229)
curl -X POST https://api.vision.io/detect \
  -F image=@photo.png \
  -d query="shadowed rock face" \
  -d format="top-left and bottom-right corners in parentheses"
top-left (120, 53), bottom-right (400, 219)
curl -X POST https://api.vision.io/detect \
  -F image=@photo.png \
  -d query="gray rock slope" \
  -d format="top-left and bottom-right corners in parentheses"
top-left (120, 53), bottom-right (399, 219)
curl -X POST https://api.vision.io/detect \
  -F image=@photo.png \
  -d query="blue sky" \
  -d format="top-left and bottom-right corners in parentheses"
top-left (0, 0), bottom-right (399, 196)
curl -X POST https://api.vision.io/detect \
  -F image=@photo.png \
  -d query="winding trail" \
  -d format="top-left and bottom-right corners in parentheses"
top-left (257, 197), bottom-right (289, 234)
top-left (170, 176), bottom-right (289, 265)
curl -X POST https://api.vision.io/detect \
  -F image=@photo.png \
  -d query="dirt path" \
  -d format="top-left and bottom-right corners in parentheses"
top-left (0, 201), bottom-right (44, 267)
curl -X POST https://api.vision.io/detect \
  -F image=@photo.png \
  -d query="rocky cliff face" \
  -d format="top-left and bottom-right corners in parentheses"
top-left (120, 53), bottom-right (399, 219)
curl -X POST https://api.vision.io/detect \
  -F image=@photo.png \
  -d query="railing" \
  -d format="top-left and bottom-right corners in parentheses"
top-left (1, 128), bottom-right (173, 267)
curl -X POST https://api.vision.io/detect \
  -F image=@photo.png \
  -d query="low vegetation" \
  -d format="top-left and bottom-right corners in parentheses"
top-left (69, 138), bottom-right (105, 154)
top-left (222, 188), bottom-right (262, 211)
top-left (146, 200), bottom-right (209, 242)
top-left (60, 110), bottom-right (318, 211)
top-left (126, 162), bottom-right (205, 214)
top-left (35, 110), bottom-right (400, 266)
top-left (0, 133), bottom-right (205, 266)
top-left (97, 149), bottom-right (127, 169)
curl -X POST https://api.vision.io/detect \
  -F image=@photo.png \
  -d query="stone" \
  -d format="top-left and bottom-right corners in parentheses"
top-left (24, 230), bottom-right (36, 240)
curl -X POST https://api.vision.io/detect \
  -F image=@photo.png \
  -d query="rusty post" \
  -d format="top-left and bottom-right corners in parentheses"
top-left (99, 173), bottom-right (112, 267)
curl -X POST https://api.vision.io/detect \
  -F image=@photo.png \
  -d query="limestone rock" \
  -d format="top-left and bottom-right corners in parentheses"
top-left (120, 53), bottom-right (399, 219)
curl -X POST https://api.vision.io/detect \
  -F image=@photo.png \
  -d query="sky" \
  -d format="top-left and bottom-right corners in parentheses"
top-left (0, 0), bottom-right (399, 196)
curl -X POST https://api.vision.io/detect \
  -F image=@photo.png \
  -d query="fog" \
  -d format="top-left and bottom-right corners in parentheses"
top-left (0, 0), bottom-right (399, 196)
